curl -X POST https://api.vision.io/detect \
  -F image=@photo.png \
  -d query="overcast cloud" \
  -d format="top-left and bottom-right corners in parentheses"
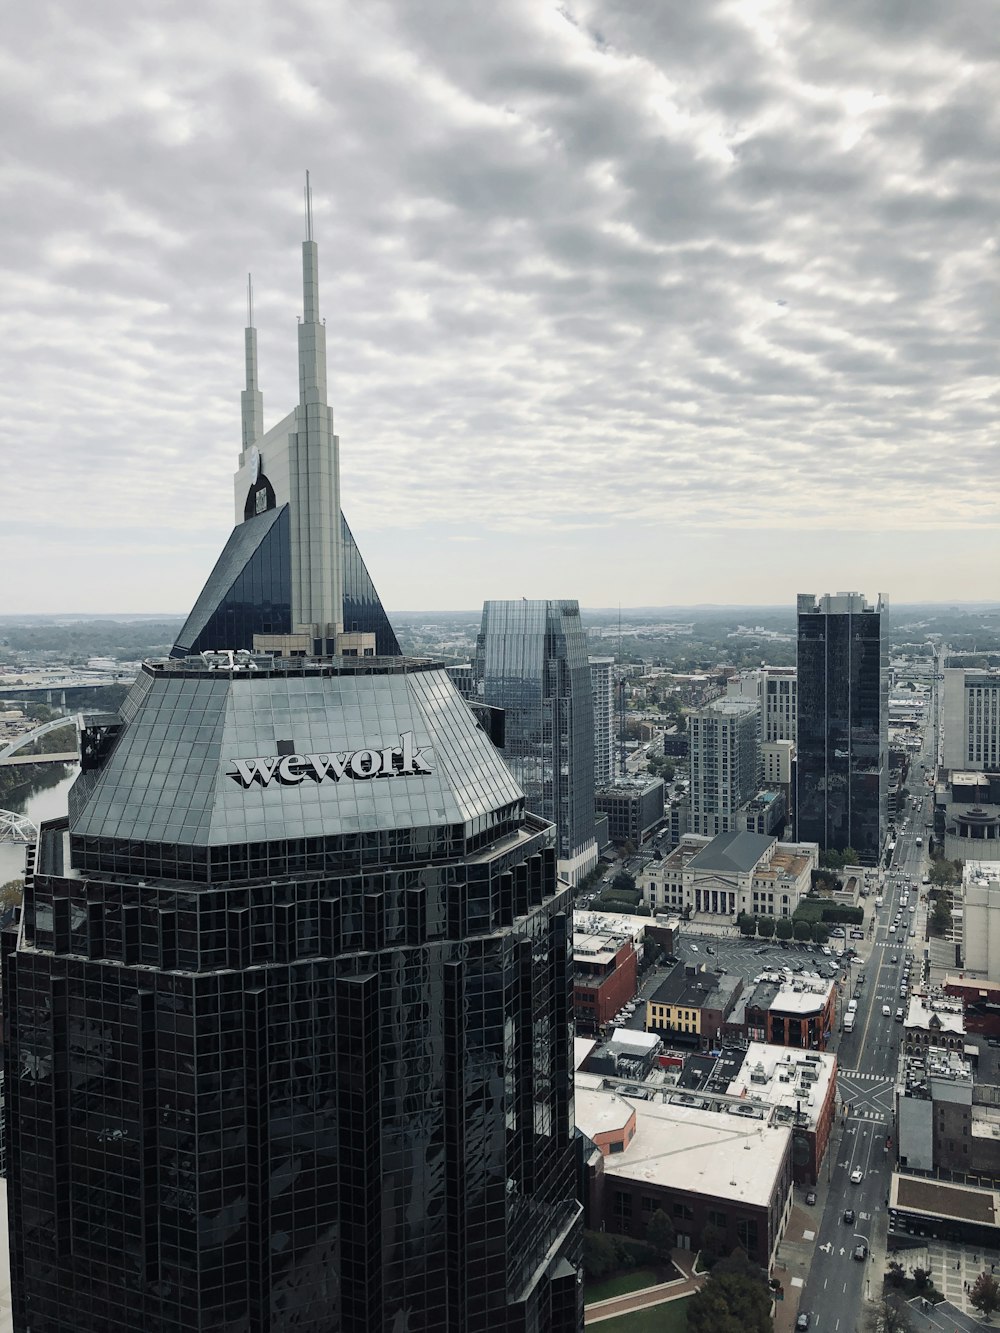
top-left (1, 0), bottom-right (998, 613)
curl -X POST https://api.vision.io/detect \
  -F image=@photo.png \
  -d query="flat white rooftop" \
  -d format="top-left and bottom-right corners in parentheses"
top-left (726, 1042), bottom-right (836, 1129)
top-left (599, 1096), bottom-right (791, 1209)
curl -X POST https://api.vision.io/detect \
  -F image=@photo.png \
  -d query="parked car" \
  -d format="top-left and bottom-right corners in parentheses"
top-left (805, 1190), bottom-right (817, 1205)
top-left (853, 1243), bottom-right (868, 1261)
top-left (796, 1314), bottom-right (811, 1331)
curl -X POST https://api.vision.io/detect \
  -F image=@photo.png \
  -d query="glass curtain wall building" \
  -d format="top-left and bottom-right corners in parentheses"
top-left (476, 602), bottom-right (598, 885)
top-left (795, 592), bottom-right (888, 861)
top-left (3, 656), bottom-right (584, 1332)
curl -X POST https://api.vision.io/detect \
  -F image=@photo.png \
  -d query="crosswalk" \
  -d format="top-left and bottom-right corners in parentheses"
top-left (838, 1070), bottom-right (885, 1082)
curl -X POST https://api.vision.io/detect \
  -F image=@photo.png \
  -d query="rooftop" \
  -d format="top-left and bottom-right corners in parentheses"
top-left (600, 1096), bottom-right (791, 1209)
top-left (905, 995), bottom-right (966, 1035)
top-left (892, 1174), bottom-right (999, 1227)
top-left (747, 973), bottom-right (834, 1017)
top-left (687, 830), bottom-right (776, 875)
top-left (725, 1042), bottom-right (836, 1129)
top-left (649, 963), bottom-right (742, 1012)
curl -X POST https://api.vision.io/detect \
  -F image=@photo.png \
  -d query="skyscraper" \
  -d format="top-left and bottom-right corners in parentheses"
top-left (476, 601), bottom-right (598, 886)
top-left (589, 657), bottom-right (615, 787)
top-left (3, 200), bottom-right (583, 1333)
top-left (688, 696), bottom-right (760, 837)
top-left (795, 591), bottom-right (887, 860)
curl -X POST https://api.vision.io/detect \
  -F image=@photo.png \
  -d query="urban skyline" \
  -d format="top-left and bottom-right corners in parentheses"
top-left (3, 2), bottom-right (999, 615)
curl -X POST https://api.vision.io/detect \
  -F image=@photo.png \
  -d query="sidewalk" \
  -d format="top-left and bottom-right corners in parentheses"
top-left (584, 1251), bottom-right (706, 1325)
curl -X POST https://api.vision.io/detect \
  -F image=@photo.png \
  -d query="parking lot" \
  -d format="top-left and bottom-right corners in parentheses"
top-left (607, 932), bottom-right (865, 1035)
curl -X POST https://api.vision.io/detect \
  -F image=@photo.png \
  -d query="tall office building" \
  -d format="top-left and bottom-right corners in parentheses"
top-left (795, 592), bottom-right (887, 860)
top-left (476, 602), bottom-right (598, 886)
top-left (688, 696), bottom-right (761, 837)
top-left (3, 203), bottom-right (583, 1333)
top-left (942, 667), bottom-right (1000, 772)
top-left (589, 657), bottom-right (615, 786)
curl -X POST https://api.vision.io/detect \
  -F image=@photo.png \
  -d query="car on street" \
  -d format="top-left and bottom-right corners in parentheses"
top-left (796, 1314), bottom-right (811, 1331)
top-left (843, 1208), bottom-right (855, 1224)
top-left (850, 1167), bottom-right (864, 1183)
top-left (888, 955), bottom-right (897, 964)
top-left (853, 1243), bottom-right (868, 1261)
top-left (805, 1190), bottom-right (817, 1205)
top-left (896, 1008), bottom-right (904, 1021)
top-left (689, 944), bottom-right (698, 952)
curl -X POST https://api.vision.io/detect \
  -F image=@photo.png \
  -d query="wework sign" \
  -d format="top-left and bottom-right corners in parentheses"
top-left (227, 732), bottom-right (432, 788)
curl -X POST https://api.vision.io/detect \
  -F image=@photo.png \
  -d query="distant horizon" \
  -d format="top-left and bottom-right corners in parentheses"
top-left (4, 598), bottom-right (1000, 625)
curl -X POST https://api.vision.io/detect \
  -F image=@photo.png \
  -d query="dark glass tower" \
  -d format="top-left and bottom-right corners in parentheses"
top-left (475, 601), bottom-right (597, 886)
top-left (795, 591), bottom-right (887, 861)
top-left (3, 656), bottom-right (583, 1331)
top-left (4, 192), bottom-right (582, 1331)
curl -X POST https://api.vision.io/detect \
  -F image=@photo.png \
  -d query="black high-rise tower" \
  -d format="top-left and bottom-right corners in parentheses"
top-left (3, 200), bottom-right (583, 1333)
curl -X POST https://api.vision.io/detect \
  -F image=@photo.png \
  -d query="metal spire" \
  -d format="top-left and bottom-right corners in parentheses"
top-left (241, 272), bottom-right (263, 452)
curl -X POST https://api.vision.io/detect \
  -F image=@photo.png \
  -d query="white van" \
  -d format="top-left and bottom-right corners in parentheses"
top-left (847, 999), bottom-right (858, 1013)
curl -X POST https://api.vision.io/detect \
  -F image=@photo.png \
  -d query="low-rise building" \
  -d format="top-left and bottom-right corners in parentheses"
top-left (740, 789), bottom-right (787, 836)
top-left (643, 830), bottom-right (817, 920)
top-left (725, 1043), bottom-right (837, 1185)
top-left (645, 963), bottom-right (743, 1049)
top-left (902, 994), bottom-right (966, 1058)
top-left (573, 929), bottom-right (639, 1035)
top-left (744, 973), bottom-right (836, 1053)
top-left (580, 1094), bottom-right (793, 1269)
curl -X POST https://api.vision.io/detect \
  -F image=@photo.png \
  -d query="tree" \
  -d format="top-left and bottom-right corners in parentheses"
top-left (699, 1223), bottom-right (728, 1265)
top-left (911, 1267), bottom-right (930, 1291)
top-left (611, 871), bottom-right (636, 894)
top-left (819, 848), bottom-right (845, 871)
top-left (738, 913), bottom-right (757, 938)
top-left (793, 919), bottom-right (813, 941)
top-left (686, 1249), bottom-right (771, 1333)
top-left (757, 916), bottom-right (776, 939)
top-left (775, 917), bottom-right (794, 940)
top-left (863, 1291), bottom-right (913, 1333)
top-left (971, 1271), bottom-right (1000, 1321)
top-left (811, 920), bottom-right (829, 944)
top-left (930, 897), bottom-right (952, 937)
top-left (645, 1208), bottom-right (675, 1262)
top-left (582, 1230), bottom-right (618, 1282)
top-left (841, 847), bottom-right (860, 867)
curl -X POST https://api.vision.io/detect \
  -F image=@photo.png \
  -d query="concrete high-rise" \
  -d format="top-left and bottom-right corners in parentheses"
top-left (3, 199), bottom-right (583, 1333)
top-left (942, 667), bottom-right (1000, 772)
top-left (688, 696), bottom-right (761, 837)
top-left (476, 601), bottom-right (598, 886)
top-left (795, 591), bottom-right (887, 861)
top-left (589, 657), bottom-right (615, 786)
top-left (727, 667), bottom-right (797, 743)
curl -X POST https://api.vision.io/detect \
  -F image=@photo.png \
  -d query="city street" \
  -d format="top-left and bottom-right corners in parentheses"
top-left (795, 729), bottom-right (935, 1332)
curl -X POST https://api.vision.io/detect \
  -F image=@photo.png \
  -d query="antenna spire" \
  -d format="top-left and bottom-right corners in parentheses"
top-left (241, 273), bottom-right (263, 451)
top-left (304, 170), bottom-right (313, 242)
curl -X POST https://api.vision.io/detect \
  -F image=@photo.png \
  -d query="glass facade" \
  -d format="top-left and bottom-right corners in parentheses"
top-left (172, 505), bottom-right (292, 658)
top-left (795, 593), bottom-right (887, 861)
top-left (3, 659), bottom-right (583, 1332)
top-left (341, 514), bottom-right (401, 657)
top-left (172, 510), bottom-right (399, 659)
top-left (476, 602), bottom-right (596, 879)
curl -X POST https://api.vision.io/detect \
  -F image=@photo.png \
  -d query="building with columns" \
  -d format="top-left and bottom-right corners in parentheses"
top-left (643, 830), bottom-right (817, 919)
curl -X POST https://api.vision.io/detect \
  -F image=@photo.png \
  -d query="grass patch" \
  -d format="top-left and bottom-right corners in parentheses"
top-left (589, 1296), bottom-right (690, 1332)
top-left (585, 1268), bottom-right (664, 1303)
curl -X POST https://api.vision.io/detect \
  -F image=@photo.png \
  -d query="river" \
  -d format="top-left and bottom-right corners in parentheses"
top-left (0, 768), bottom-right (79, 885)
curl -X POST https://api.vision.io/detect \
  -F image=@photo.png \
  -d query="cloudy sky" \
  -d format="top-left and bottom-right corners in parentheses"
top-left (2, 0), bottom-right (998, 615)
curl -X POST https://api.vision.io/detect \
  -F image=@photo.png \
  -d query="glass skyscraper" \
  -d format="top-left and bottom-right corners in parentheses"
top-left (475, 601), bottom-right (598, 886)
top-left (3, 202), bottom-right (583, 1332)
top-left (795, 591), bottom-right (888, 861)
